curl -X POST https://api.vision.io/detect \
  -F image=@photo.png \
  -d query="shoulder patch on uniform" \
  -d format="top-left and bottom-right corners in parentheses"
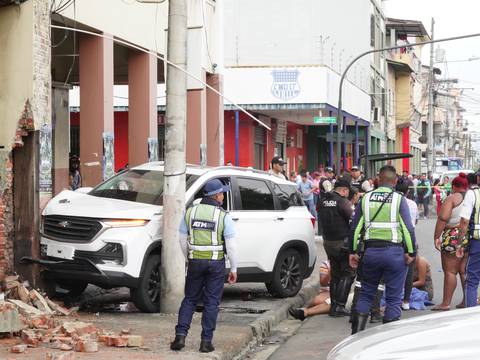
top-left (191, 220), bottom-right (216, 231)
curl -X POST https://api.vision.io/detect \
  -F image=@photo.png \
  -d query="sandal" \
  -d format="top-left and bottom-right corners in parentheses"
top-left (431, 306), bottom-right (450, 311)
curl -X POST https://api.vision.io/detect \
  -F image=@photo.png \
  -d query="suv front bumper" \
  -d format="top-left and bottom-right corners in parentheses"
top-left (21, 256), bottom-right (139, 288)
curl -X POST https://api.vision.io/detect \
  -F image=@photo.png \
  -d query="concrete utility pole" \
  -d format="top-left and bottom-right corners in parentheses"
top-left (427, 18), bottom-right (435, 174)
top-left (161, 0), bottom-right (187, 313)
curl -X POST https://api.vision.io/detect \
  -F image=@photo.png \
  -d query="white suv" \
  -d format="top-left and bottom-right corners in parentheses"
top-left (24, 163), bottom-right (317, 312)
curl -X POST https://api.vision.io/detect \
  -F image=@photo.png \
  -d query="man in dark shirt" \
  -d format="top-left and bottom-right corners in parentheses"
top-left (318, 179), bottom-right (355, 317)
top-left (350, 166), bottom-right (364, 193)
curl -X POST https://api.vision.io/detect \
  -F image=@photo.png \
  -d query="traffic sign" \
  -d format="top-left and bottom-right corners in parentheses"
top-left (313, 116), bottom-right (337, 124)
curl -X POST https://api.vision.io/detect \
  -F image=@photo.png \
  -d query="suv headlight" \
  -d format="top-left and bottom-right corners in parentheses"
top-left (102, 219), bottom-right (149, 227)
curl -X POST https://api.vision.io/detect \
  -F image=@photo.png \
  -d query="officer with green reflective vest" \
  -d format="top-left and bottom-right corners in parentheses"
top-left (349, 165), bottom-right (416, 334)
top-left (457, 169), bottom-right (480, 307)
top-left (171, 179), bottom-right (237, 353)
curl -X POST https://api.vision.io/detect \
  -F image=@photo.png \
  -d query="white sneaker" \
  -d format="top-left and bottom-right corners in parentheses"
top-left (402, 302), bottom-right (410, 310)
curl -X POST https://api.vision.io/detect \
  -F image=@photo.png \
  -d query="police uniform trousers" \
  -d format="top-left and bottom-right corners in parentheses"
top-left (466, 239), bottom-right (480, 307)
top-left (323, 240), bottom-right (355, 284)
top-left (175, 259), bottom-right (225, 341)
top-left (355, 244), bottom-right (407, 321)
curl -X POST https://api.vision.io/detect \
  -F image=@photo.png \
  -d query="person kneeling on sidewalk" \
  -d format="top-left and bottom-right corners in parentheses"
top-left (170, 179), bottom-right (238, 353)
top-left (289, 260), bottom-right (332, 320)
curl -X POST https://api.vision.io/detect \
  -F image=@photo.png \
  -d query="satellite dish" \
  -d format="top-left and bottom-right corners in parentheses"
top-left (419, 135), bottom-right (427, 144)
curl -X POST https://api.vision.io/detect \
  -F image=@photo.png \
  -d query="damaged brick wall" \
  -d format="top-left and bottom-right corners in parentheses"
top-left (0, 102), bottom-right (35, 278)
top-left (0, 0), bottom-right (51, 279)
top-left (0, 153), bottom-right (14, 279)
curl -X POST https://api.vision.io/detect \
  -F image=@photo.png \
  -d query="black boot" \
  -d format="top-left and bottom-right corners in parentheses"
top-left (328, 280), bottom-right (339, 317)
top-left (370, 288), bottom-right (384, 323)
top-left (349, 282), bottom-right (361, 323)
top-left (288, 307), bottom-right (306, 321)
top-left (351, 312), bottom-right (369, 335)
top-left (170, 335), bottom-right (186, 351)
top-left (331, 277), bottom-right (354, 317)
top-left (199, 340), bottom-right (215, 353)
top-left (383, 317), bottom-right (400, 324)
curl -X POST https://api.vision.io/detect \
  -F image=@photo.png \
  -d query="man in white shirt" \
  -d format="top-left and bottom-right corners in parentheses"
top-left (268, 156), bottom-right (287, 180)
top-left (458, 170), bottom-right (480, 307)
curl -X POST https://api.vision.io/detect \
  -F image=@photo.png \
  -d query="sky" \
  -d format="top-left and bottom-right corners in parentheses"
top-left (384, 0), bottom-right (480, 148)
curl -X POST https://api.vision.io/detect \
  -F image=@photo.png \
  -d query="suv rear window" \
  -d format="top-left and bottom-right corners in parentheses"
top-left (273, 183), bottom-right (304, 210)
top-left (237, 178), bottom-right (274, 210)
top-left (89, 169), bottom-right (199, 205)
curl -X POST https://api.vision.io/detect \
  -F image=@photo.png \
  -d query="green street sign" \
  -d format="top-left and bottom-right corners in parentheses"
top-left (313, 116), bottom-right (337, 124)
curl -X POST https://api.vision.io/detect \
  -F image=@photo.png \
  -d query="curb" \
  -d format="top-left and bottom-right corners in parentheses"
top-left (229, 274), bottom-right (321, 360)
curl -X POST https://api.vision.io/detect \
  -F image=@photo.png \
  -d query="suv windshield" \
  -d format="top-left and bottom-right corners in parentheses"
top-left (89, 169), bottom-right (198, 205)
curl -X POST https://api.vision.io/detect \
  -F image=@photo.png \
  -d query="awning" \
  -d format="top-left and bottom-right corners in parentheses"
top-left (386, 18), bottom-right (430, 38)
top-left (361, 153), bottom-right (413, 162)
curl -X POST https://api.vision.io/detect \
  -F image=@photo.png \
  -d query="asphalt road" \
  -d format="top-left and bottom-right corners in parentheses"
top-left (251, 217), bottom-right (464, 360)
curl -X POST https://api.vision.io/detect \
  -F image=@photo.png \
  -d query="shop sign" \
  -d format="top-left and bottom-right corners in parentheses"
top-left (313, 116), bottom-right (336, 124)
top-left (271, 69), bottom-right (300, 101)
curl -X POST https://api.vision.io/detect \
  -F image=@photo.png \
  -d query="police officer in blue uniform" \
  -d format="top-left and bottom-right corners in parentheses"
top-left (349, 165), bottom-right (416, 334)
top-left (171, 179), bottom-right (238, 353)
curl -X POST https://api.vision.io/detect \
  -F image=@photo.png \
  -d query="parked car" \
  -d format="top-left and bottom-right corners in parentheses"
top-left (24, 163), bottom-right (317, 312)
top-left (327, 307), bottom-right (480, 360)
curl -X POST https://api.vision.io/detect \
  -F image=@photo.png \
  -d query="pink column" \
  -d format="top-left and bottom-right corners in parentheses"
top-left (186, 89), bottom-right (206, 164)
top-left (79, 34), bottom-right (114, 186)
top-left (206, 74), bottom-right (224, 166)
top-left (128, 51), bottom-right (158, 166)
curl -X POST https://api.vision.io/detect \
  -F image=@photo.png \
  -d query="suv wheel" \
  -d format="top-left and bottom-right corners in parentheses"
top-left (266, 249), bottom-right (304, 298)
top-left (131, 254), bottom-right (161, 313)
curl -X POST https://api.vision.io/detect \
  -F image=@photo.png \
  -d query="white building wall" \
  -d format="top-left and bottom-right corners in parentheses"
top-left (60, 0), bottom-right (221, 80)
top-left (224, 0), bottom-right (372, 93)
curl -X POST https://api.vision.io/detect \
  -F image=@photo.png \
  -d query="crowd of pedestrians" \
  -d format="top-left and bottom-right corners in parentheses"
top-left (276, 160), bottom-right (480, 334)
top-left (279, 159), bottom-right (480, 333)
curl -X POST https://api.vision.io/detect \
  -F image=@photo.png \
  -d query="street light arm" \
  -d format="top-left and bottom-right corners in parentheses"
top-left (335, 31), bottom-right (480, 175)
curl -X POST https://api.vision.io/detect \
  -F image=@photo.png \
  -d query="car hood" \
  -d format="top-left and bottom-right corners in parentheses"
top-left (328, 307), bottom-right (480, 360)
top-left (43, 190), bottom-right (161, 220)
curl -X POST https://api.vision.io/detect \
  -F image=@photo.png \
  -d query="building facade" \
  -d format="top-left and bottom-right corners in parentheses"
top-left (222, 0), bottom-right (379, 175)
top-left (0, 0), bottom-right (223, 281)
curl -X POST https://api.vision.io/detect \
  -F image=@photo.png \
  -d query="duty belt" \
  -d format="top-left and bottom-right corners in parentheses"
top-left (365, 240), bottom-right (403, 248)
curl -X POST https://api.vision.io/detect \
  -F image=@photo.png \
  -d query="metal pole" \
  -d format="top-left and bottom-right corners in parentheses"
top-left (329, 122), bottom-right (334, 167)
top-left (343, 117), bottom-right (347, 170)
top-left (355, 121), bottom-right (359, 166)
top-left (335, 29), bottom-right (480, 175)
top-left (365, 126), bottom-right (370, 178)
top-left (235, 110), bottom-right (240, 166)
top-left (427, 18), bottom-right (435, 175)
top-left (161, 0), bottom-right (187, 313)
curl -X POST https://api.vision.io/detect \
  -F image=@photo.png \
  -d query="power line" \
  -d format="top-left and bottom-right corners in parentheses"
top-left (50, 24), bottom-right (271, 131)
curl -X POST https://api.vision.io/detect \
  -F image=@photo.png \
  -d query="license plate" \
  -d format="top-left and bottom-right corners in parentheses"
top-left (46, 243), bottom-right (75, 260)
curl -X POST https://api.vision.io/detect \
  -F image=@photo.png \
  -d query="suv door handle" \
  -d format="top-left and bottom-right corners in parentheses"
top-left (231, 217), bottom-right (239, 221)
top-left (274, 217), bottom-right (284, 221)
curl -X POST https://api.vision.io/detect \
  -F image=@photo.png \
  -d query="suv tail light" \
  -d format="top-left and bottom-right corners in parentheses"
top-left (310, 217), bottom-right (316, 228)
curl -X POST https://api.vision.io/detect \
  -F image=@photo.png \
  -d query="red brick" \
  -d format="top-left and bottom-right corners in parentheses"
top-left (74, 339), bottom-right (98, 353)
top-left (21, 330), bottom-right (40, 347)
top-left (45, 352), bottom-right (76, 360)
top-left (61, 322), bottom-right (97, 337)
top-left (10, 344), bottom-right (27, 353)
top-left (126, 335), bottom-right (144, 347)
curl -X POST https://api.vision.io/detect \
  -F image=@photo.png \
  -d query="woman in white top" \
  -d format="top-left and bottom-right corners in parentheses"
top-left (432, 173), bottom-right (469, 311)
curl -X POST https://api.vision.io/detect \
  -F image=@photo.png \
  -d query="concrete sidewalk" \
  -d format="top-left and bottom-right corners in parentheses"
top-left (0, 239), bottom-right (324, 360)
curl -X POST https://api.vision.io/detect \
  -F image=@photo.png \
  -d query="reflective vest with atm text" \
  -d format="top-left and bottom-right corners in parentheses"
top-left (362, 187), bottom-right (403, 243)
top-left (185, 203), bottom-right (226, 260)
